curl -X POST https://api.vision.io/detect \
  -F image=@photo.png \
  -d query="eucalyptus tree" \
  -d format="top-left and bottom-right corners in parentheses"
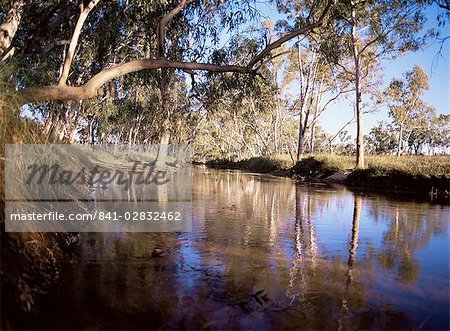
top-left (429, 114), bottom-right (450, 154)
top-left (282, 40), bottom-right (353, 159)
top-left (385, 65), bottom-right (432, 156)
top-left (194, 67), bottom-right (281, 160)
top-left (273, 0), bottom-right (353, 160)
top-left (434, 0), bottom-right (450, 62)
top-left (1, 0), bottom-right (335, 165)
top-left (0, 0), bottom-right (32, 57)
top-left (319, 0), bottom-right (431, 168)
top-left (365, 121), bottom-right (397, 155)
top-left (402, 111), bottom-right (449, 155)
top-left (0, 0), bottom-right (333, 105)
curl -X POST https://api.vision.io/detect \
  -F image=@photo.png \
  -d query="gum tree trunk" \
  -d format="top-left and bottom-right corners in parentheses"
top-left (0, 0), bottom-right (30, 56)
top-left (156, 70), bottom-right (171, 167)
top-left (397, 125), bottom-right (403, 156)
top-left (296, 40), bottom-right (305, 161)
top-left (351, 3), bottom-right (365, 169)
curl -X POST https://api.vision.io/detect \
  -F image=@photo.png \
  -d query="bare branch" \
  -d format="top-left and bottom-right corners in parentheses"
top-left (358, 7), bottom-right (415, 56)
top-left (432, 35), bottom-right (450, 70)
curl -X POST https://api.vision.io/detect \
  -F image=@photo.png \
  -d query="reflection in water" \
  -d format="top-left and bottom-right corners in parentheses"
top-left (29, 169), bottom-right (449, 330)
top-left (338, 195), bottom-right (361, 331)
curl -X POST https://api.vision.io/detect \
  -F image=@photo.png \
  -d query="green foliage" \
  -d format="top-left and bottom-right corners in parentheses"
top-left (325, 0), bottom-right (429, 62)
top-left (384, 65), bottom-right (448, 155)
top-left (194, 66), bottom-right (286, 160)
top-left (0, 65), bottom-right (49, 145)
top-left (207, 154), bottom-right (293, 172)
top-left (366, 155), bottom-right (450, 177)
top-left (1, 0), bottom-right (447, 163)
top-left (366, 121), bottom-right (398, 155)
top-left (237, 155), bottom-right (293, 172)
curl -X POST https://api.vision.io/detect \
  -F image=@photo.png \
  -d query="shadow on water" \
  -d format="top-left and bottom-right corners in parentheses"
top-left (23, 169), bottom-right (449, 330)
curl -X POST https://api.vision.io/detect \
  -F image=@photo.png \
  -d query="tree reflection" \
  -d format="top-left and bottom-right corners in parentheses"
top-left (366, 198), bottom-right (448, 284)
top-left (338, 194), bottom-right (361, 331)
top-left (287, 185), bottom-right (319, 304)
top-left (30, 170), bottom-right (448, 330)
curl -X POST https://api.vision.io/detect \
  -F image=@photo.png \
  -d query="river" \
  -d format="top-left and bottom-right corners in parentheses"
top-left (30, 168), bottom-right (449, 330)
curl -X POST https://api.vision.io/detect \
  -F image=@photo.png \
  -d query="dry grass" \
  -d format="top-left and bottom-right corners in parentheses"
top-left (0, 65), bottom-right (51, 199)
top-left (0, 65), bottom-right (79, 323)
top-left (306, 154), bottom-right (450, 178)
top-left (365, 155), bottom-right (450, 177)
top-left (208, 153), bottom-right (450, 178)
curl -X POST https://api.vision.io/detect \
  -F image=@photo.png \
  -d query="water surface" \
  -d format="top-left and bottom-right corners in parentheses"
top-left (33, 169), bottom-right (449, 330)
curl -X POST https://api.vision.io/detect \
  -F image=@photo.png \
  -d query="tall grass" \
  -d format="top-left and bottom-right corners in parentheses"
top-left (0, 65), bottom-right (50, 199)
top-left (365, 155), bottom-right (450, 177)
top-left (208, 153), bottom-right (450, 178)
top-left (0, 65), bottom-right (78, 322)
top-left (307, 154), bottom-right (450, 178)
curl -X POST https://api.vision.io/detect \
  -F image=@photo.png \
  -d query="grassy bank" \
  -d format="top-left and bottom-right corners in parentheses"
top-left (1, 91), bottom-right (79, 328)
top-left (206, 154), bottom-right (450, 199)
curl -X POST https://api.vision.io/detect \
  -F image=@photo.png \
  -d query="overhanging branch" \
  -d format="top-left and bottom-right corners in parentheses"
top-left (17, 0), bottom-right (334, 106)
top-left (19, 59), bottom-right (251, 104)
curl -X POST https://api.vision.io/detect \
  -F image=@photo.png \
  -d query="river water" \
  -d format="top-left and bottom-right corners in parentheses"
top-left (32, 169), bottom-right (449, 330)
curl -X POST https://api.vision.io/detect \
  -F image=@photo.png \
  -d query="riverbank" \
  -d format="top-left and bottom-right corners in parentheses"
top-left (205, 154), bottom-right (450, 201)
top-left (0, 107), bottom-right (80, 328)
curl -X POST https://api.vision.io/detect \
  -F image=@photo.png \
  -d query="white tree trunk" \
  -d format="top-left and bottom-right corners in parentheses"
top-left (0, 0), bottom-right (30, 56)
top-left (156, 71), bottom-right (171, 167)
top-left (351, 4), bottom-right (365, 169)
top-left (397, 125), bottom-right (404, 156)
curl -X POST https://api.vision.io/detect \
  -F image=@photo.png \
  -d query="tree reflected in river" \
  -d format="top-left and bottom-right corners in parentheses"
top-left (26, 169), bottom-right (449, 330)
